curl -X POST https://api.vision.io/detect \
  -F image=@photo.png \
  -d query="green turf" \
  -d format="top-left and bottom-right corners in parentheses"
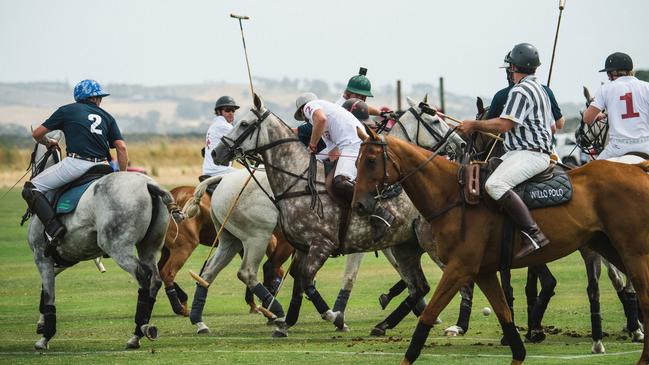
top-left (0, 189), bottom-right (641, 364)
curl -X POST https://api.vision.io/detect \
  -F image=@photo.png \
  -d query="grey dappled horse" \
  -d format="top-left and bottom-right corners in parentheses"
top-left (26, 131), bottom-right (178, 350)
top-left (212, 94), bottom-right (449, 337)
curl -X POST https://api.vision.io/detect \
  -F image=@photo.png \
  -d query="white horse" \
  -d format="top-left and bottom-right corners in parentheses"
top-left (26, 130), bottom-right (180, 350)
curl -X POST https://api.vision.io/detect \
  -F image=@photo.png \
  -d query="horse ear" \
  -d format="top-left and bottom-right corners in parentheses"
top-left (356, 126), bottom-right (369, 141)
top-left (253, 93), bottom-right (264, 110)
top-left (406, 96), bottom-right (416, 109)
top-left (423, 94), bottom-right (428, 104)
top-left (476, 97), bottom-right (485, 114)
top-left (366, 127), bottom-right (380, 141)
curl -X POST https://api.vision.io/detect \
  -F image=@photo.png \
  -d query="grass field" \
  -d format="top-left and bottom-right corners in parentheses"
top-left (0, 189), bottom-right (642, 365)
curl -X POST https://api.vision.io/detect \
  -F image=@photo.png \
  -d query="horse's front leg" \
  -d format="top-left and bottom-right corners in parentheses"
top-left (402, 260), bottom-right (475, 364)
top-left (33, 246), bottom-right (57, 350)
top-left (474, 272), bottom-right (526, 365)
top-left (299, 238), bottom-right (345, 329)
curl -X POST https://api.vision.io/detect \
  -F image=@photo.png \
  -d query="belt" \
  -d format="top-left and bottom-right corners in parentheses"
top-left (526, 148), bottom-right (551, 156)
top-left (66, 153), bottom-right (107, 163)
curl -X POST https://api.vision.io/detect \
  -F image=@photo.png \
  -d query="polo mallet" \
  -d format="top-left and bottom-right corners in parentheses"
top-left (230, 13), bottom-right (255, 97)
top-left (547, 0), bottom-right (566, 86)
top-left (419, 103), bottom-right (504, 141)
top-left (189, 172), bottom-right (255, 288)
top-left (94, 257), bottom-right (106, 273)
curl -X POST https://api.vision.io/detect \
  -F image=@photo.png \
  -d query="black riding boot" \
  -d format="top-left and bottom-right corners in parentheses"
top-left (496, 190), bottom-right (549, 260)
top-left (22, 182), bottom-right (66, 255)
top-left (332, 175), bottom-right (354, 204)
top-left (369, 205), bottom-right (395, 242)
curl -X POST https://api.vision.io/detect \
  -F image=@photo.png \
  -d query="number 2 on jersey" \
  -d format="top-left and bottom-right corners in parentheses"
top-left (620, 92), bottom-right (640, 119)
top-left (88, 114), bottom-right (103, 135)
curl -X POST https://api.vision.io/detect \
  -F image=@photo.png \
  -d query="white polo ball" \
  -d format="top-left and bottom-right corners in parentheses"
top-left (482, 307), bottom-right (492, 316)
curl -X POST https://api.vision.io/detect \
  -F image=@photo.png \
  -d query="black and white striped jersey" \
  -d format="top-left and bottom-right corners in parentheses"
top-left (499, 75), bottom-right (554, 153)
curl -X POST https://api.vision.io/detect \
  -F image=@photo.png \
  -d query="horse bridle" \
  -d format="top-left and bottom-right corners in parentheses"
top-left (363, 126), bottom-right (458, 200)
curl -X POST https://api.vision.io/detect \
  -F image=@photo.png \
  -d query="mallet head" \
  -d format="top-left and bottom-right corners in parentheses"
top-left (230, 13), bottom-right (250, 20)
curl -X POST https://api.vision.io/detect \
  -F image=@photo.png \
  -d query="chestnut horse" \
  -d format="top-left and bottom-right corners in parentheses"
top-left (157, 184), bottom-right (293, 317)
top-left (352, 130), bottom-right (649, 365)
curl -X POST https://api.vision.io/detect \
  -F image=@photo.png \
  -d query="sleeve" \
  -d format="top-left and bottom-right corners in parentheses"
top-left (106, 115), bottom-right (124, 147)
top-left (500, 88), bottom-right (529, 125)
top-left (42, 107), bottom-right (65, 131)
top-left (543, 87), bottom-right (563, 120)
top-left (590, 86), bottom-right (606, 111)
top-left (302, 101), bottom-right (322, 121)
top-left (204, 124), bottom-right (216, 151)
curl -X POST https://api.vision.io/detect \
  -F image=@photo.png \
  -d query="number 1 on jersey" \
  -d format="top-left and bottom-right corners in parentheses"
top-left (620, 92), bottom-right (640, 119)
top-left (88, 114), bottom-right (103, 135)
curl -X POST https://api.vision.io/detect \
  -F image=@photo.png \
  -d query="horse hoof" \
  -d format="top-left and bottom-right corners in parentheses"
top-left (195, 322), bottom-right (210, 334)
top-left (332, 311), bottom-right (345, 330)
top-left (378, 294), bottom-right (390, 310)
top-left (272, 327), bottom-right (288, 338)
top-left (336, 324), bottom-right (350, 332)
top-left (36, 322), bottom-right (45, 335)
top-left (591, 340), bottom-right (605, 354)
top-left (525, 329), bottom-right (546, 343)
top-left (434, 317), bottom-right (443, 325)
top-left (140, 324), bottom-right (158, 341)
top-left (444, 325), bottom-right (464, 337)
top-left (126, 335), bottom-right (141, 349)
top-left (370, 326), bottom-right (386, 337)
top-left (34, 337), bottom-right (49, 350)
top-left (631, 328), bottom-right (644, 342)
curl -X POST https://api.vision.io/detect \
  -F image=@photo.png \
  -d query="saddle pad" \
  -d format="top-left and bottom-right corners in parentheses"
top-left (513, 171), bottom-right (572, 209)
top-left (55, 181), bottom-right (94, 214)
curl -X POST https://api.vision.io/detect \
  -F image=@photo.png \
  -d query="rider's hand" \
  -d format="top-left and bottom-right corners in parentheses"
top-left (595, 112), bottom-right (607, 121)
top-left (308, 143), bottom-right (318, 154)
top-left (458, 120), bottom-right (476, 135)
top-left (45, 139), bottom-right (59, 149)
top-left (380, 110), bottom-right (395, 119)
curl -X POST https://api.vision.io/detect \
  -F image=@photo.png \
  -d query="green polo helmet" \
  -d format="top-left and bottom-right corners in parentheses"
top-left (346, 67), bottom-right (373, 97)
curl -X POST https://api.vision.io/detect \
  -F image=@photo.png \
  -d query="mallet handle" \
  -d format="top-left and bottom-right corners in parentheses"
top-left (230, 13), bottom-right (249, 20)
top-left (189, 270), bottom-right (210, 288)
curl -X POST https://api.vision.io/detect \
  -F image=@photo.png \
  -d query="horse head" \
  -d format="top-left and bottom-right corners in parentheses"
top-left (31, 130), bottom-right (64, 178)
top-left (389, 96), bottom-right (465, 160)
top-left (212, 93), bottom-right (272, 166)
top-left (353, 129), bottom-right (403, 216)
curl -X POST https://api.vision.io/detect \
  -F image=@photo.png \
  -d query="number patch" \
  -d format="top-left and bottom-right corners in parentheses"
top-left (620, 92), bottom-right (640, 119)
top-left (88, 114), bottom-right (103, 135)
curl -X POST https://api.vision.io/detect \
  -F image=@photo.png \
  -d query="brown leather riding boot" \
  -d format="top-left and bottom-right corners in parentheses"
top-left (332, 175), bottom-right (355, 205)
top-left (496, 190), bottom-right (549, 260)
top-left (22, 182), bottom-right (66, 256)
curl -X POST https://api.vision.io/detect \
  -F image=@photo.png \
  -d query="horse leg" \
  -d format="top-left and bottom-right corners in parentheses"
top-left (445, 282), bottom-right (475, 336)
top-left (475, 272), bottom-right (526, 365)
top-left (524, 268), bottom-right (539, 333)
top-left (238, 233), bottom-right (285, 323)
top-left (274, 251), bottom-right (304, 338)
top-left (401, 261), bottom-right (475, 364)
top-left (499, 268), bottom-right (516, 345)
top-left (298, 238), bottom-right (343, 330)
top-left (371, 243), bottom-right (429, 337)
top-left (580, 247), bottom-right (604, 353)
top-left (332, 252), bottom-right (364, 316)
top-left (189, 231), bottom-right (242, 334)
top-left (525, 264), bottom-right (556, 343)
top-left (32, 246), bottom-right (57, 350)
top-left (160, 244), bottom-right (196, 316)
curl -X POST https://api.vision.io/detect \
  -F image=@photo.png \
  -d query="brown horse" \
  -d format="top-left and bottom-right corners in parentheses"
top-left (352, 130), bottom-right (649, 365)
top-left (157, 185), bottom-right (293, 316)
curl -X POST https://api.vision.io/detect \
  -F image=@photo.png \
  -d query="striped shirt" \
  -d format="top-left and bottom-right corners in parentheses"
top-left (500, 75), bottom-right (554, 153)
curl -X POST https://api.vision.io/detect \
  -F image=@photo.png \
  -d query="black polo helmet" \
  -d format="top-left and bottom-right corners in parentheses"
top-left (599, 52), bottom-right (633, 72)
top-left (214, 96), bottom-right (240, 111)
top-left (506, 43), bottom-right (541, 69)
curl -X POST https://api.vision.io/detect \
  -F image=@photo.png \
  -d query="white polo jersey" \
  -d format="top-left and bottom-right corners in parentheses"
top-left (203, 115), bottom-right (235, 176)
top-left (591, 76), bottom-right (649, 141)
top-left (302, 99), bottom-right (364, 150)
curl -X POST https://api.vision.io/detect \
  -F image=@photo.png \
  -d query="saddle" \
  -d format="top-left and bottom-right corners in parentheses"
top-left (461, 158), bottom-right (573, 209)
top-left (53, 164), bottom-right (114, 215)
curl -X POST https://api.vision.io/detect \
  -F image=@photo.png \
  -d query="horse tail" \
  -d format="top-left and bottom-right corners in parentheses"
top-left (636, 160), bottom-right (649, 173)
top-left (182, 175), bottom-right (223, 218)
top-left (147, 182), bottom-right (185, 222)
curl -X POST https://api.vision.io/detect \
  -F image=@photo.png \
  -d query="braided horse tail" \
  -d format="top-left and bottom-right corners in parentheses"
top-left (182, 175), bottom-right (224, 218)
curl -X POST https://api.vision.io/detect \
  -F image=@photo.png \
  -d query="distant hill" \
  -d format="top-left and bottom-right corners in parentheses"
top-left (0, 80), bottom-right (582, 136)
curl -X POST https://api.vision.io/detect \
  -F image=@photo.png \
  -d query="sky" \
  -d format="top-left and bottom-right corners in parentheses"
top-left (1, 0), bottom-right (648, 104)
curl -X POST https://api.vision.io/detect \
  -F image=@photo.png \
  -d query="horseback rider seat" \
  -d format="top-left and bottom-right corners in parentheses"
top-left (52, 164), bottom-right (114, 215)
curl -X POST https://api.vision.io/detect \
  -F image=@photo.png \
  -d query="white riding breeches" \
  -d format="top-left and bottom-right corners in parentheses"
top-left (598, 138), bottom-right (649, 161)
top-left (334, 143), bottom-right (361, 180)
top-left (485, 150), bottom-right (551, 200)
top-left (31, 157), bottom-right (102, 193)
